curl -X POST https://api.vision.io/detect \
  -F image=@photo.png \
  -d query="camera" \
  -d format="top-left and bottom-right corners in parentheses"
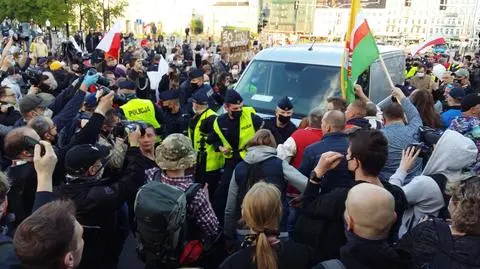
top-left (119, 120), bottom-right (150, 136)
top-left (24, 67), bottom-right (47, 86)
top-left (409, 126), bottom-right (443, 158)
top-left (86, 68), bottom-right (110, 87)
top-left (97, 85), bottom-right (127, 106)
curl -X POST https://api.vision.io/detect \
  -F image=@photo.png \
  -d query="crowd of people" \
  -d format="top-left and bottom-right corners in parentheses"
top-left (0, 25), bottom-right (478, 269)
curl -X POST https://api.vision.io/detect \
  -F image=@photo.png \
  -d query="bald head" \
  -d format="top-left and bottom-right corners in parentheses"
top-left (321, 110), bottom-right (345, 133)
top-left (4, 127), bottom-right (40, 160)
top-left (344, 183), bottom-right (396, 240)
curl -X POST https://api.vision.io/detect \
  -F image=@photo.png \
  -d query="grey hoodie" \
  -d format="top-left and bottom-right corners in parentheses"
top-left (389, 130), bottom-right (478, 238)
top-left (223, 146), bottom-right (308, 238)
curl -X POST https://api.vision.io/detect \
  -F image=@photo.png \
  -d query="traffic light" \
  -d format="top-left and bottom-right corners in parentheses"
top-left (294, 0), bottom-right (299, 10)
top-left (262, 19), bottom-right (268, 28)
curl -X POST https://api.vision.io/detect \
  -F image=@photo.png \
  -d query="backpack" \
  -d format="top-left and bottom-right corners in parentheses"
top-left (134, 181), bottom-right (202, 269)
top-left (428, 174), bottom-right (451, 219)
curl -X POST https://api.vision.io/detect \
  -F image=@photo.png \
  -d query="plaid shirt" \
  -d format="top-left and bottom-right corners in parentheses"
top-left (159, 173), bottom-right (219, 240)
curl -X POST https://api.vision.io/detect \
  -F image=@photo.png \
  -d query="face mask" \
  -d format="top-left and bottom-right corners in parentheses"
top-left (278, 115), bottom-right (291, 124)
top-left (163, 106), bottom-right (172, 114)
top-left (426, 70), bottom-right (432, 75)
top-left (231, 110), bottom-right (242, 119)
top-left (190, 82), bottom-right (200, 91)
top-left (43, 108), bottom-right (53, 118)
top-left (231, 69), bottom-right (239, 76)
top-left (416, 72), bottom-right (425, 78)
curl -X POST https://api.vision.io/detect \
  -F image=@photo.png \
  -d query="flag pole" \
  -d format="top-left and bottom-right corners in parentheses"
top-left (378, 54), bottom-right (395, 88)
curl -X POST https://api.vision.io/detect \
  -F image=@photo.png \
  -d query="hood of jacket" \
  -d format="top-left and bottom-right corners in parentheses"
top-left (341, 232), bottom-right (413, 269)
top-left (347, 117), bottom-right (372, 129)
top-left (423, 130), bottom-right (478, 181)
top-left (244, 146), bottom-right (278, 164)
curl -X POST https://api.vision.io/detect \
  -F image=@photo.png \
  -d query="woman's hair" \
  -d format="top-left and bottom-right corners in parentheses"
top-left (448, 177), bottom-right (480, 235)
top-left (246, 129), bottom-right (277, 148)
top-left (410, 90), bottom-right (443, 129)
top-left (242, 182), bottom-right (282, 269)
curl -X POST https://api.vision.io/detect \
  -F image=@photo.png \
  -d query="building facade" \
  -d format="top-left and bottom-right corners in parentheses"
top-left (313, 0), bottom-right (480, 43)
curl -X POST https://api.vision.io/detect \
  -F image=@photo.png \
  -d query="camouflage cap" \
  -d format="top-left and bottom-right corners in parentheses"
top-left (155, 134), bottom-right (197, 170)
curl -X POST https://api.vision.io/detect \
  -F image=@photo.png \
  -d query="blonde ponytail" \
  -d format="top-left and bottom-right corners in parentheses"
top-left (241, 182), bottom-right (282, 269)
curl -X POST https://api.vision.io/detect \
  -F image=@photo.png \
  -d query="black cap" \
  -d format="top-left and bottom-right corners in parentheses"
top-left (191, 91), bottom-right (209, 105)
top-left (277, 96), bottom-right (293, 110)
top-left (159, 89), bottom-right (180, 101)
top-left (225, 90), bottom-right (243, 104)
top-left (65, 144), bottom-right (110, 175)
top-left (461, 93), bottom-right (480, 112)
top-left (118, 79), bottom-right (136, 90)
top-left (189, 68), bottom-right (204, 79)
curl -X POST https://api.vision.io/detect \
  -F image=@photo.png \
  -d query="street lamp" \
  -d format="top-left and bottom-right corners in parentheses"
top-left (45, 19), bottom-right (52, 48)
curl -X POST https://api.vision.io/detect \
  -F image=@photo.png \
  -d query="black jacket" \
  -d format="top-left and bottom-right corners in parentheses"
top-left (397, 220), bottom-right (480, 269)
top-left (219, 241), bottom-right (319, 269)
top-left (294, 180), bottom-right (407, 261)
top-left (314, 233), bottom-right (413, 269)
top-left (6, 112), bottom-right (106, 228)
top-left (54, 147), bottom-right (147, 269)
top-left (263, 117), bottom-right (297, 145)
top-left (0, 106), bottom-right (21, 126)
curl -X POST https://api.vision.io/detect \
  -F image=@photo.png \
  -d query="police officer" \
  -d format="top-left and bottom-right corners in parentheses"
top-left (181, 68), bottom-right (222, 110)
top-left (263, 96), bottom-right (297, 145)
top-left (188, 91), bottom-right (224, 200)
top-left (160, 89), bottom-right (191, 136)
top-left (210, 89), bottom-right (263, 224)
top-left (118, 78), bottom-right (164, 136)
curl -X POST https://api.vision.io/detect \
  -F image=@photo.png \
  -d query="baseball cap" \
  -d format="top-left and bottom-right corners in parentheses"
top-left (65, 144), bottom-right (110, 175)
top-left (159, 89), bottom-right (180, 101)
top-left (155, 134), bottom-right (197, 170)
top-left (461, 93), bottom-right (480, 112)
top-left (455, 68), bottom-right (470, 78)
top-left (18, 95), bottom-right (49, 114)
top-left (84, 93), bottom-right (97, 108)
top-left (448, 87), bottom-right (465, 100)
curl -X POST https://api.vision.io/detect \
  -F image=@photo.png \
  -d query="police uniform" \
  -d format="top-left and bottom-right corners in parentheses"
top-left (188, 91), bottom-right (224, 200)
top-left (160, 89), bottom-right (191, 136)
top-left (118, 80), bottom-right (164, 135)
top-left (263, 96), bottom-right (297, 145)
top-left (210, 90), bottom-right (263, 224)
top-left (181, 68), bottom-right (222, 110)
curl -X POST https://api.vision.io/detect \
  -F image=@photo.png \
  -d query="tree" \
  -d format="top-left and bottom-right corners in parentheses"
top-left (70, 0), bottom-right (127, 31)
top-left (0, 0), bottom-right (69, 27)
top-left (191, 19), bottom-right (203, 35)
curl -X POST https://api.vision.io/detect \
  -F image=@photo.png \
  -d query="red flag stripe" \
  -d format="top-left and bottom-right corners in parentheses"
top-left (352, 21), bottom-right (371, 49)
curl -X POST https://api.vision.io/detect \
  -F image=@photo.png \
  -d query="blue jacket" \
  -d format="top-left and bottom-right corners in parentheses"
top-left (380, 98), bottom-right (423, 182)
top-left (299, 132), bottom-right (354, 193)
top-left (441, 108), bottom-right (462, 128)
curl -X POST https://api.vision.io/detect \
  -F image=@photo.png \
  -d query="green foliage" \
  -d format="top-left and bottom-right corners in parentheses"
top-left (0, 0), bottom-right (127, 30)
top-left (191, 19), bottom-right (203, 35)
top-left (0, 0), bottom-right (69, 27)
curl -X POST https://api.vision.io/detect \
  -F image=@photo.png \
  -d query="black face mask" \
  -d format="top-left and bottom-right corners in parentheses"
top-left (190, 82), bottom-right (200, 91)
top-left (231, 110), bottom-right (242, 119)
top-left (278, 115), bottom-right (291, 124)
top-left (163, 106), bottom-right (173, 114)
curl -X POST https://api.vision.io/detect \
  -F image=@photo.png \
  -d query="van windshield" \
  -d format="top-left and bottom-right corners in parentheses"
top-left (235, 60), bottom-right (341, 117)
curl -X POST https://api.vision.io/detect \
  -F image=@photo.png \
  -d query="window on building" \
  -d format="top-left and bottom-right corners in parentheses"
top-left (424, 19), bottom-right (427, 24)
top-left (440, 0), bottom-right (447, 10)
top-left (436, 28), bottom-right (439, 33)
top-left (430, 28), bottom-right (433, 34)
top-left (456, 29), bottom-right (460, 35)
top-left (405, 0), bottom-right (412, 7)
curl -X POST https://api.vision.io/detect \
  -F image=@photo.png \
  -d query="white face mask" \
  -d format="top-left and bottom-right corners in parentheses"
top-left (43, 108), bottom-right (53, 118)
top-left (416, 72), bottom-right (425, 78)
top-left (231, 69), bottom-right (239, 76)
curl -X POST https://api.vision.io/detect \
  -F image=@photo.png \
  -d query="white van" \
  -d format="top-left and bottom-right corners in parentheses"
top-left (233, 44), bottom-right (405, 120)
